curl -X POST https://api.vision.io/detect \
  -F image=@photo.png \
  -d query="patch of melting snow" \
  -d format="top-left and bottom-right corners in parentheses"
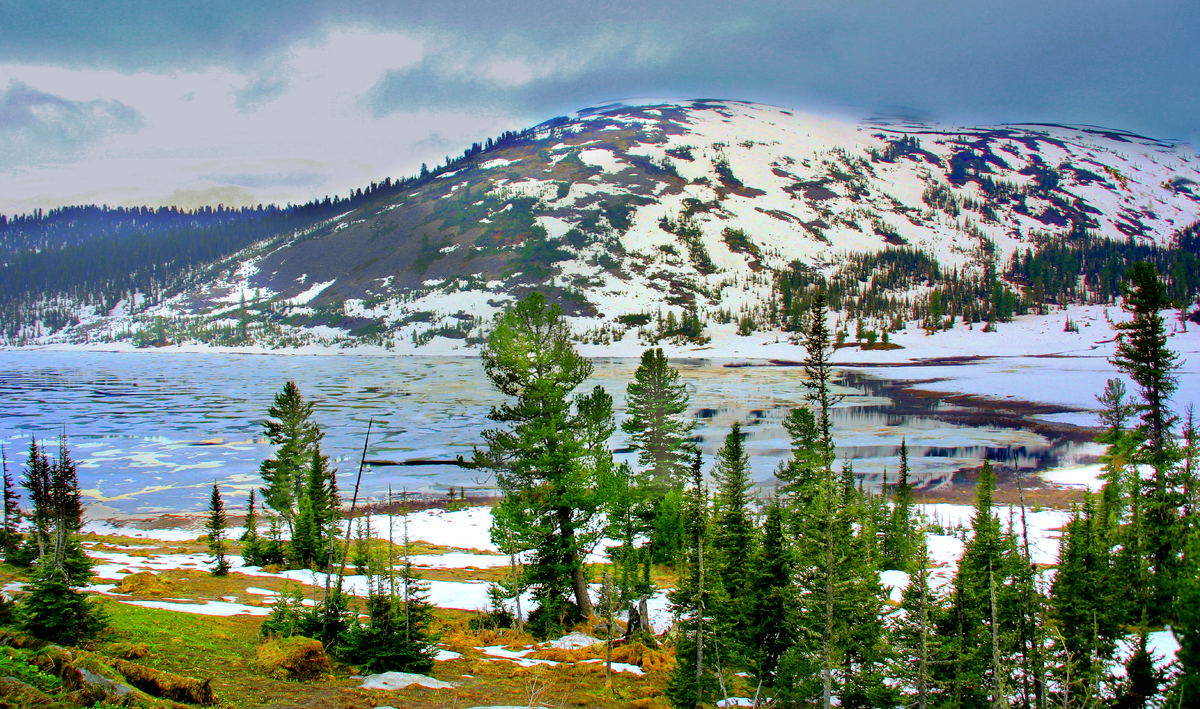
top-left (289, 279), bottom-right (337, 306)
top-left (549, 632), bottom-right (598, 649)
top-left (123, 600), bottom-right (271, 616)
top-left (360, 671), bottom-right (457, 690)
top-left (435, 649), bottom-right (462, 661)
top-left (577, 659), bottom-right (644, 675)
top-left (477, 645), bottom-right (559, 667)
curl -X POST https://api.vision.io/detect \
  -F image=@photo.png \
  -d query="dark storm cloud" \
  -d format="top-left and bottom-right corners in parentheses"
top-left (2, 0), bottom-right (1197, 140)
top-left (0, 80), bottom-right (145, 167)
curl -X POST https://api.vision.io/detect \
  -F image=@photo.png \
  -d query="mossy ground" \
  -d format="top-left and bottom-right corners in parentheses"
top-left (0, 534), bottom-right (681, 709)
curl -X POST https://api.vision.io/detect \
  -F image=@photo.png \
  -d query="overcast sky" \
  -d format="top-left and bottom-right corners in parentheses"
top-left (1, 1), bottom-right (1197, 215)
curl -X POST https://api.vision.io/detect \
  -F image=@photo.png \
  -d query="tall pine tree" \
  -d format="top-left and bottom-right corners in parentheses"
top-left (462, 292), bottom-right (607, 633)
top-left (258, 381), bottom-right (324, 534)
top-left (1111, 263), bottom-right (1185, 621)
top-left (710, 422), bottom-right (757, 664)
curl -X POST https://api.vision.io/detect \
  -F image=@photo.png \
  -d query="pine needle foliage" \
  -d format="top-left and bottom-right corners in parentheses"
top-left (18, 436), bottom-right (105, 645)
top-left (206, 482), bottom-right (230, 576)
top-left (463, 292), bottom-right (607, 633)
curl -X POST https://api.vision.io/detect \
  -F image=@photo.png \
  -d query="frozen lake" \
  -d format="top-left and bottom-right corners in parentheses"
top-left (0, 351), bottom-right (1124, 516)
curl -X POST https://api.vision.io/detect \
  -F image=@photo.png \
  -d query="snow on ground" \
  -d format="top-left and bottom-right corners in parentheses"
top-left (79, 501), bottom-right (1071, 634)
top-left (91, 550), bottom-right (227, 578)
top-left (360, 672), bottom-right (456, 690)
top-left (478, 645), bottom-right (560, 668)
top-left (576, 659), bottom-right (644, 675)
top-left (1041, 464), bottom-right (1107, 491)
top-left (288, 279), bottom-right (337, 306)
top-left (122, 599), bottom-right (271, 616)
top-left (360, 507), bottom-right (499, 552)
top-left (83, 521), bottom-right (210, 542)
top-left (549, 632), bottom-right (598, 650)
top-left (842, 306), bottom-right (1200, 414)
top-left (408, 552), bottom-right (510, 568)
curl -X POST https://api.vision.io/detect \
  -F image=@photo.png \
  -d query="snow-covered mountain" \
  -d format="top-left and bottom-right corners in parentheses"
top-left (21, 100), bottom-right (1200, 351)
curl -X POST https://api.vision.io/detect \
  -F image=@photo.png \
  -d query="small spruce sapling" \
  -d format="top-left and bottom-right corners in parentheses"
top-left (240, 489), bottom-right (261, 566)
top-left (206, 482), bottom-right (230, 576)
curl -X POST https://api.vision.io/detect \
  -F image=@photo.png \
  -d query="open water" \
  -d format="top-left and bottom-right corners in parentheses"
top-left (0, 351), bottom-right (1104, 516)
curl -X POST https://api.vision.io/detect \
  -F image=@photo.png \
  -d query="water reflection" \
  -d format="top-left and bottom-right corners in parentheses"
top-left (0, 352), bottom-right (1102, 515)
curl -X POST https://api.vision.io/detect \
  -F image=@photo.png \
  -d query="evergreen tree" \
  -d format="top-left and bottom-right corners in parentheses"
top-left (894, 537), bottom-right (943, 709)
top-left (622, 347), bottom-right (693, 565)
top-left (838, 496), bottom-right (897, 709)
top-left (1173, 526), bottom-right (1200, 705)
top-left (259, 514), bottom-right (286, 568)
top-left (1049, 495), bottom-right (1117, 696)
top-left (780, 466), bottom-right (848, 709)
top-left (20, 437), bottom-right (51, 560)
top-left (240, 489), bottom-right (262, 566)
top-left (1110, 263), bottom-right (1186, 622)
top-left (461, 292), bottom-right (606, 632)
top-left (623, 347), bottom-right (695, 491)
top-left (775, 406), bottom-right (824, 497)
top-left (206, 482), bottom-right (230, 576)
top-left (0, 446), bottom-right (20, 560)
top-left (1111, 262), bottom-right (1180, 460)
top-left (934, 459), bottom-right (1013, 709)
top-left (1111, 633), bottom-right (1163, 709)
top-left (285, 444), bottom-right (338, 570)
top-left (710, 422), bottom-right (757, 660)
top-left (259, 381), bottom-right (324, 534)
top-left (304, 443), bottom-right (339, 555)
top-left (1095, 378), bottom-right (1137, 545)
top-left (748, 499), bottom-right (796, 686)
top-left (292, 494), bottom-right (318, 569)
top-left (800, 289), bottom-right (840, 474)
top-left (606, 462), bottom-right (655, 610)
top-left (666, 452), bottom-right (721, 709)
top-left (341, 506), bottom-right (438, 672)
top-left (19, 437), bottom-right (105, 644)
top-left (883, 438), bottom-right (916, 571)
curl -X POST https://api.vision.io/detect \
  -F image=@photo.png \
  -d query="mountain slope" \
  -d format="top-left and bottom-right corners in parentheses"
top-left (7, 100), bottom-right (1200, 349)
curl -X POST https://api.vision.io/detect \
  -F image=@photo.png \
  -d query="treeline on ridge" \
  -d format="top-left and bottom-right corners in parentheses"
top-left (0, 118), bottom-right (558, 340)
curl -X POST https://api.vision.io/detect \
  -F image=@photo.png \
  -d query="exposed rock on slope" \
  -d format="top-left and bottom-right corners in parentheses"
top-left (30, 100), bottom-right (1200, 350)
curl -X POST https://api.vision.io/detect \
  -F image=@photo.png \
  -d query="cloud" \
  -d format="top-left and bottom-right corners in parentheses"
top-left (0, 80), bottom-right (145, 168)
top-left (233, 74), bottom-right (290, 113)
top-left (1, 1), bottom-right (1197, 212)
top-left (154, 185), bottom-right (265, 210)
top-left (362, 24), bottom-right (680, 118)
top-left (200, 170), bottom-right (326, 190)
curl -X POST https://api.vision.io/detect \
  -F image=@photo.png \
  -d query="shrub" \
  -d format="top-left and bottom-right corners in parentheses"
top-left (253, 636), bottom-right (330, 681)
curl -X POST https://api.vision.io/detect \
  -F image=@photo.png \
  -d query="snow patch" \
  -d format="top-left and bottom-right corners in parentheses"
top-left (288, 280), bottom-right (336, 306)
top-left (360, 672), bottom-right (457, 690)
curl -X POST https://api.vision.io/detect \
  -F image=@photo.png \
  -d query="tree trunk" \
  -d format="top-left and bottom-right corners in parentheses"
top-left (560, 506), bottom-right (594, 619)
top-left (823, 494), bottom-right (834, 709)
top-left (697, 535), bottom-right (705, 706)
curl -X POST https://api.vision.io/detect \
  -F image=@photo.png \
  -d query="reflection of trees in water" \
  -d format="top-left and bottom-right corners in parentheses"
top-left (680, 366), bottom-right (1093, 488)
